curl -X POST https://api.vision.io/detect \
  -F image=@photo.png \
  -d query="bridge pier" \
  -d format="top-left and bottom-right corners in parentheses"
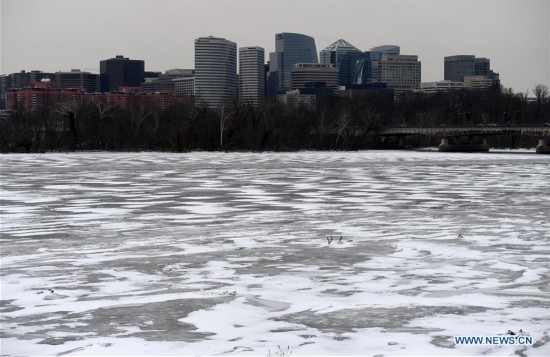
top-left (439, 136), bottom-right (489, 152)
top-left (536, 138), bottom-right (550, 154)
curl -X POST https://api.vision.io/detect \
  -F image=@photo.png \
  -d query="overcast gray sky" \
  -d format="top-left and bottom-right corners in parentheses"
top-left (1, 0), bottom-right (548, 93)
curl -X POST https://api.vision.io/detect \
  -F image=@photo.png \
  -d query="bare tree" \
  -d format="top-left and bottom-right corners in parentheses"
top-left (91, 96), bottom-right (114, 121)
top-left (317, 104), bottom-right (327, 148)
top-left (129, 103), bottom-right (155, 147)
top-left (335, 110), bottom-right (350, 148)
top-left (534, 84), bottom-right (549, 103)
top-left (359, 106), bottom-right (380, 132)
top-left (54, 99), bottom-right (79, 149)
top-left (533, 84), bottom-right (549, 121)
top-left (218, 104), bottom-right (233, 149)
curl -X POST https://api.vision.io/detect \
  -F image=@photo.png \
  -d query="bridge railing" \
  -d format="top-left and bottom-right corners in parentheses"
top-left (373, 126), bottom-right (550, 137)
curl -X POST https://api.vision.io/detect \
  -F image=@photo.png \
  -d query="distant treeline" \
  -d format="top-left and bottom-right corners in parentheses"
top-left (1, 85), bottom-right (549, 153)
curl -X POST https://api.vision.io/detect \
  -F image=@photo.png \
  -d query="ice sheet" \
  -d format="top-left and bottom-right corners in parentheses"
top-left (1, 151), bottom-right (549, 356)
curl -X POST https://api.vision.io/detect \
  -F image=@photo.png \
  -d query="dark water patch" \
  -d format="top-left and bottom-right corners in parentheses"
top-left (2, 298), bottom-right (230, 343)
top-left (38, 336), bottom-right (83, 345)
top-left (508, 299), bottom-right (550, 309)
top-left (274, 306), bottom-right (489, 334)
top-left (430, 335), bottom-right (455, 348)
top-left (321, 289), bottom-right (356, 297)
top-left (269, 327), bottom-right (304, 333)
top-left (101, 298), bottom-right (229, 341)
top-left (0, 299), bottom-right (24, 313)
top-left (532, 333), bottom-right (550, 349)
top-left (397, 288), bottom-right (423, 296)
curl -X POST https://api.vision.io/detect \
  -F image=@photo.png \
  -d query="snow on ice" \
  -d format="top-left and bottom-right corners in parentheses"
top-left (1, 151), bottom-right (549, 356)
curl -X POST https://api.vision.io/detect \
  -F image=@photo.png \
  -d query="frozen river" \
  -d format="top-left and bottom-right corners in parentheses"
top-left (1, 151), bottom-right (549, 356)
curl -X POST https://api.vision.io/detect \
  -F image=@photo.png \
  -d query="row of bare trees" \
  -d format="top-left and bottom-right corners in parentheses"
top-left (1, 84), bottom-right (548, 153)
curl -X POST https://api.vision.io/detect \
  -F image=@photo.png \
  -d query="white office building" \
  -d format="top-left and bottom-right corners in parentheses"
top-left (173, 77), bottom-right (195, 96)
top-left (239, 47), bottom-right (265, 106)
top-left (463, 75), bottom-right (492, 90)
top-left (421, 80), bottom-right (463, 94)
top-left (291, 63), bottom-right (339, 90)
top-left (195, 36), bottom-right (237, 109)
top-left (379, 54), bottom-right (421, 90)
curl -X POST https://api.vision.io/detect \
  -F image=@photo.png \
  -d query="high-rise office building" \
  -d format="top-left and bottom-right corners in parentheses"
top-left (194, 36), bottom-right (237, 109)
top-left (474, 58), bottom-right (500, 87)
top-left (239, 46), bottom-right (265, 107)
top-left (0, 75), bottom-right (9, 109)
top-left (320, 39), bottom-right (362, 88)
top-left (100, 55), bottom-right (145, 92)
top-left (379, 54), bottom-right (421, 90)
top-left (444, 55), bottom-right (476, 82)
top-left (370, 45), bottom-right (401, 55)
top-left (355, 45), bottom-right (400, 85)
top-left (54, 69), bottom-right (100, 92)
top-left (474, 58), bottom-right (490, 76)
top-left (444, 55), bottom-right (499, 87)
top-left (291, 63), bottom-right (339, 91)
top-left (268, 33), bottom-right (318, 96)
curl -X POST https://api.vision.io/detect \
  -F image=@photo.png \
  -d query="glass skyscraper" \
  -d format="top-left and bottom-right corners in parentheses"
top-left (195, 36), bottom-right (237, 109)
top-left (268, 33), bottom-right (318, 96)
top-left (320, 39), bottom-right (362, 88)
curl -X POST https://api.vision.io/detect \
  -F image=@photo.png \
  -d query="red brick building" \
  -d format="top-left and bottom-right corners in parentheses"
top-left (7, 84), bottom-right (194, 113)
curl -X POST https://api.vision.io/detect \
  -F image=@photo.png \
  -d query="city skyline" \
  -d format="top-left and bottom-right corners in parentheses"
top-left (1, 0), bottom-right (548, 94)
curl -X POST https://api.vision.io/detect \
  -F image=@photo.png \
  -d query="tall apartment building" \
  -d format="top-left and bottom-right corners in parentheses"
top-left (379, 54), bottom-right (421, 90)
top-left (0, 75), bottom-right (9, 109)
top-left (194, 36), bottom-right (237, 109)
top-left (239, 46), bottom-right (265, 107)
top-left (268, 33), bottom-right (318, 96)
top-left (7, 86), bottom-right (193, 113)
top-left (291, 63), bottom-right (339, 91)
top-left (54, 69), bottom-right (100, 92)
top-left (100, 55), bottom-right (145, 92)
top-left (5, 70), bottom-right (53, 89)
top-left (1, 71), bottom-right (53, 109)
top-left (320, 39), bottom-right (362, 88)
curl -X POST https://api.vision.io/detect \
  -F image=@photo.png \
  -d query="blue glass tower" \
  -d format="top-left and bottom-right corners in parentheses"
top-left (268, 33), bottom-right (318, 96)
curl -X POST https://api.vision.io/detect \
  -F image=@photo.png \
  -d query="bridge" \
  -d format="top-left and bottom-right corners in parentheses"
top-left (370, 126), bottom-right (550, 153)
